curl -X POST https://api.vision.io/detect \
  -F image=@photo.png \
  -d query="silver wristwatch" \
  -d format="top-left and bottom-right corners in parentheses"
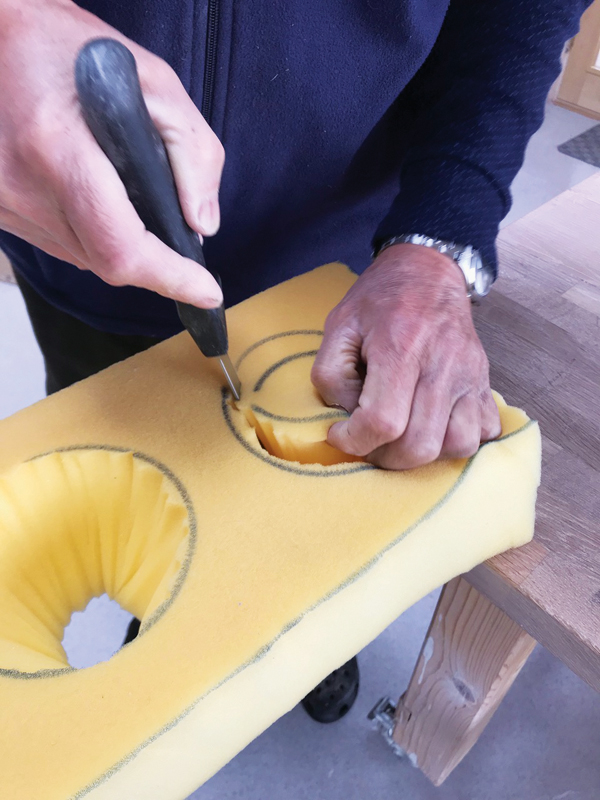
top-left (376, 233), bottom-right (495, 302)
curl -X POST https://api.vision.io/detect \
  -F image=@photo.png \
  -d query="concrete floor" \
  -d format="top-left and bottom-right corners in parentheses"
top-left (1, 102), bottom-right (599, 799)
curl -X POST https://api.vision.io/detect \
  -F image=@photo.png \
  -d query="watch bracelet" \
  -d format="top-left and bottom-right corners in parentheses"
top-left (372, 233), bottom-right (493, 302)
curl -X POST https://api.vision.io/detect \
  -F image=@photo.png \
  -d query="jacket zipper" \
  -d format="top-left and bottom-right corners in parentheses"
top-left (201, 0), bottom-right (219, 124)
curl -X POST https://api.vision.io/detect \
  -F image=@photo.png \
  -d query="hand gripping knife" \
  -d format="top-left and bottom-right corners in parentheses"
top-left (75, 37), bottom-right (241, 400)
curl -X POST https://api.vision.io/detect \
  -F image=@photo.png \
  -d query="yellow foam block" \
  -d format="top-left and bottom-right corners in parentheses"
top-left (0, 264), bottom-right (540, 799)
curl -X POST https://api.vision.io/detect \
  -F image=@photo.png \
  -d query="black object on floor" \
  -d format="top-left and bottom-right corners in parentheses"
top-left (301, 657), bottom-right (359, 723)
top-left (557, 124), bottom-right (600, 168)
top-left (123, 617), bottom-right (141, 645)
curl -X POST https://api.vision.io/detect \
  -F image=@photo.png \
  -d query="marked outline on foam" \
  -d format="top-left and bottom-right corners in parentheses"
top-left (0, 446), bottom-right (197, 681)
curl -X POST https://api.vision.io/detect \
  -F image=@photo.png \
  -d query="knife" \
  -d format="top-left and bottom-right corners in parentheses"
top-left (74, 37), bottom-right (242, 401)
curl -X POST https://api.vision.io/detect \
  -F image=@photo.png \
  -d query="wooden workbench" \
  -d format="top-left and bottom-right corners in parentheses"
top-left (391, 173), bottom-right (600, 784)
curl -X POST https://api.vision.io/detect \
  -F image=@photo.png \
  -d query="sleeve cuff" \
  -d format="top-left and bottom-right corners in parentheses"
top-left (373, 156), bottom-right (508, 274)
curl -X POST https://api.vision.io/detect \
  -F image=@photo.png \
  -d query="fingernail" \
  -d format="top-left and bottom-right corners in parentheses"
top-left (327, 420), bottom-right (345, 443)
top-left (198, 196), bottom-right (220, 236)
top-left (206, 286), bottom-right (224, 308)
top-left (190, 277), bottom-right (222, 309)
top-left (328, 402), bottom-right (349, 414)
top-left (198, 296), bottom-right (223, 310)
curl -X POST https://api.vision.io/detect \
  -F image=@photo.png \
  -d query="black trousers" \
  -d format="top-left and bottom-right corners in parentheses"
top-left (15, 271), bottom-right (164, 395)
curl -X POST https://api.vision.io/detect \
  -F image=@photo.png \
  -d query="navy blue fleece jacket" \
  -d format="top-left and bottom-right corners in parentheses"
top-left (0, 0), bottom-right (590, 336)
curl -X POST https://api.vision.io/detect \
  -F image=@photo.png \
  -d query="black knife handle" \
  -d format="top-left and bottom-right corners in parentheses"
top-left (75, 37), bottom-right (228, 358)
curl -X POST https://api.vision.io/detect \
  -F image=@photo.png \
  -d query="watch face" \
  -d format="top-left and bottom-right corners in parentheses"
top-left (475, 264), bottom-right (494, 297)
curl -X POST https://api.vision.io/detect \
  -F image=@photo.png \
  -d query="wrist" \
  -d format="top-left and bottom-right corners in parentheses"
top-left (373, 242), bottom-right (466, 290)
top-left (374, 234), bottom-right (494, 302)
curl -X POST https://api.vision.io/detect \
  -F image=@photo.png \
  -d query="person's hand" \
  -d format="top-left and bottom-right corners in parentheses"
top-left (311, 243), bottom-right (501, 469)
top-left (0, 0), bottom-right (224, 307)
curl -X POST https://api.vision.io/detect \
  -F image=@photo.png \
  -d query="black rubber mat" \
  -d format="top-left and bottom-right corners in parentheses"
top-left (558, 124), bottom-right (600, 168)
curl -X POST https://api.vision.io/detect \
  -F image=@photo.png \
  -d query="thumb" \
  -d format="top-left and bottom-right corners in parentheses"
top-left (311, 322), bottom-right (364, 413)
top-left (143, 64), bottom-right (225, 237)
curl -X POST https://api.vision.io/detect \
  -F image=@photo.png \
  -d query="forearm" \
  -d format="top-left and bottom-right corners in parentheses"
top-left (375, 0), bottom-right (592, 270)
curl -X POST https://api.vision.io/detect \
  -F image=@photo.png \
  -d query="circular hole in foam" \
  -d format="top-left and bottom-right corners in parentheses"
top-left (0, 448), bottom-right (194, 676)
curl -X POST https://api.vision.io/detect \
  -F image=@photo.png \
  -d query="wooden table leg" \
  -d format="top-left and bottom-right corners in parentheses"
top-left (392, 576), bottom-right (537, 786)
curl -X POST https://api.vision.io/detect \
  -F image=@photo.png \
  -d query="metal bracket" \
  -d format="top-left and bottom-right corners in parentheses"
top-left (367, 697), bottom-right (407, 759)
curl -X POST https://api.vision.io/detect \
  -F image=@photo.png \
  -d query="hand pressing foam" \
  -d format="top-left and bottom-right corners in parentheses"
top-left (0, 264), bottom-right (540, 799)
top-left (232, 326), bottom-right (362, 465)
